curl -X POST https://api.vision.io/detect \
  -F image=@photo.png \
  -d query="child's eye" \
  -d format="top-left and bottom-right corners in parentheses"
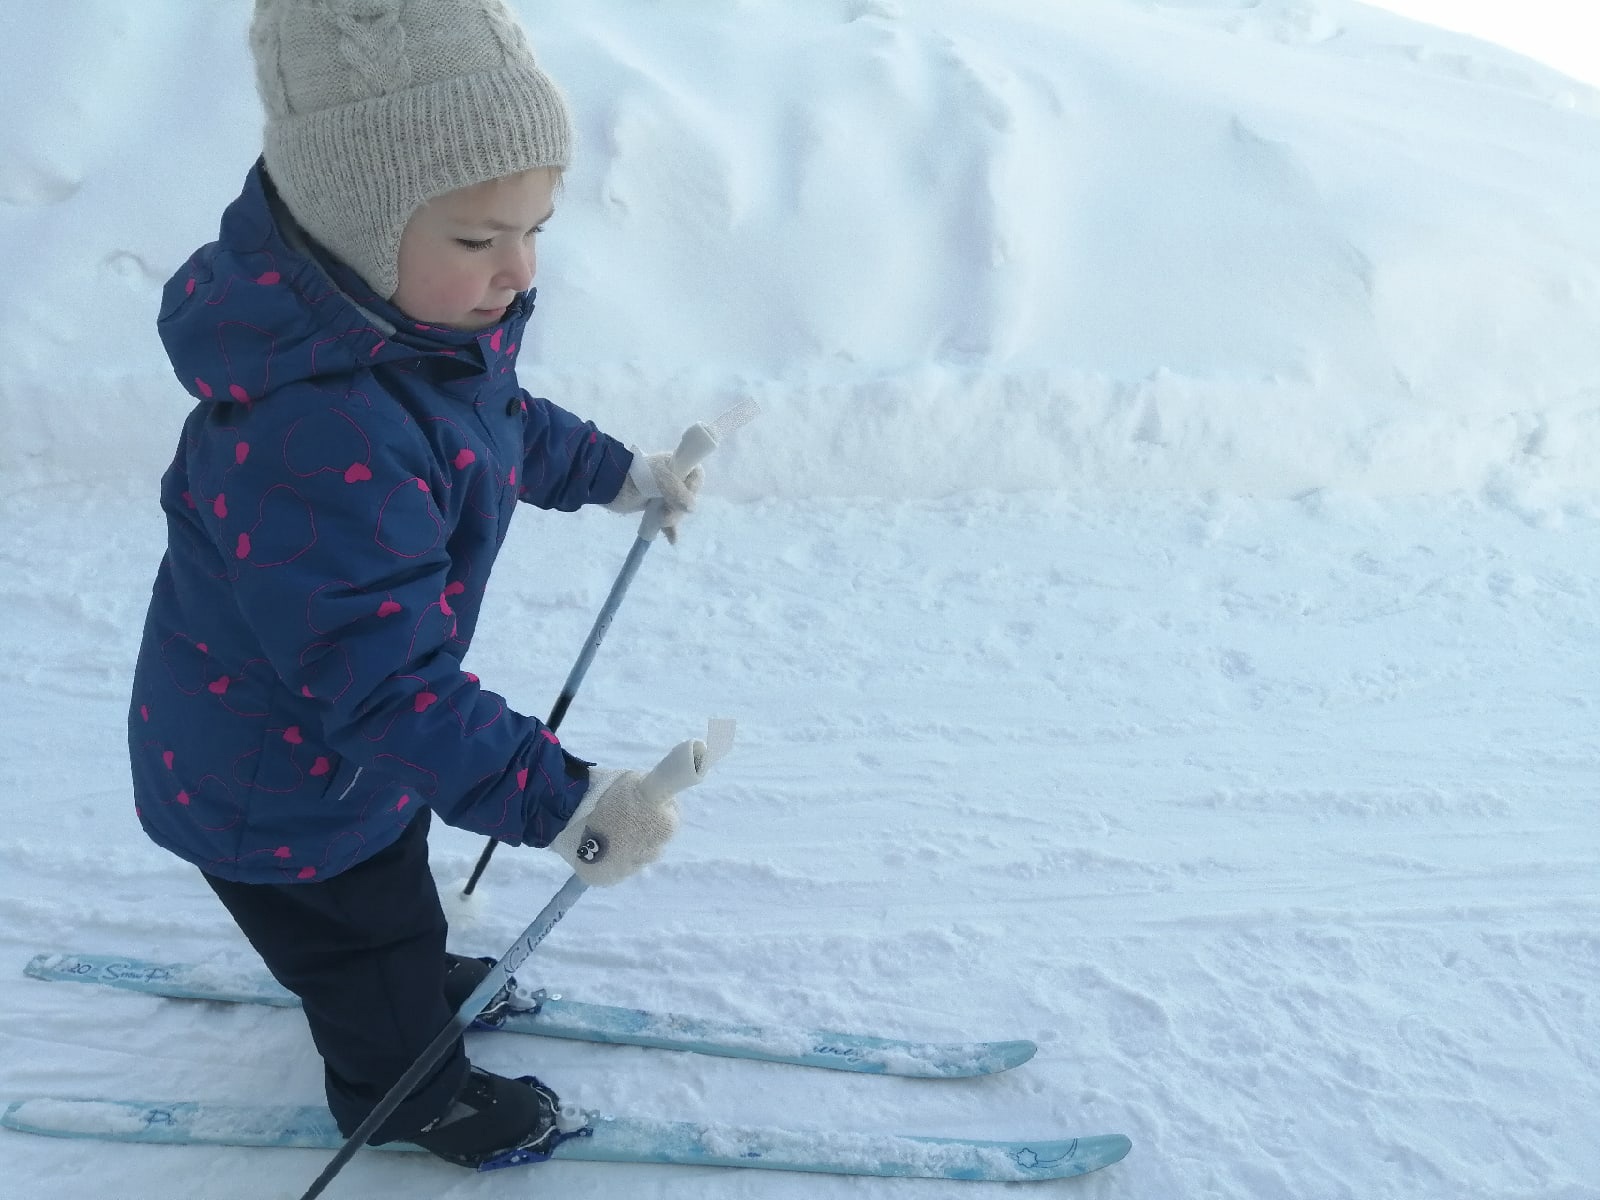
top-left (457, 237), bottom-right (494, 251)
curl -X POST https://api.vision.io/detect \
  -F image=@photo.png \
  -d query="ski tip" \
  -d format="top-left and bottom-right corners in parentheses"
top-left (1003, 1039), bottom-right (1039, 1068)
top-left (23, 953), bottom-right (63, 979)
top-left (1047, 1132), bottom-right (1133, 1175)
top-left (1061, 1133), bottom-right (1133, 1176)
top-left (902, 1038), bottom-right (1036, 1077)
top-left (881, 1038), bottom-right (1039, 1078)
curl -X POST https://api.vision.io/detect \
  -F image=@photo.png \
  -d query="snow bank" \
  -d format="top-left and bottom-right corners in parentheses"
top-left (3, 0), bottom-right (1598, 499)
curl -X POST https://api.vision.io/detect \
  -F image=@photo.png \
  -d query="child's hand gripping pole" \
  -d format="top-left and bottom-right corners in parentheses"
top-left (460, 402), bottom-right (758, 897)
top-left (299, 720), bottom-right (734, 1200)
top-left (552, 718), bottom-right (737, 886)
top-left (631, 400), bottom-right (755, 542)
top-left (635, 399), bottom-right (759, 542)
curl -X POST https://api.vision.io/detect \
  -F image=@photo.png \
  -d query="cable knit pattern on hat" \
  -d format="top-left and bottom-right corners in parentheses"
top-left (250, 0), bottom-right (571, 299)
top-left (333, 2), bottom-right (412, 98)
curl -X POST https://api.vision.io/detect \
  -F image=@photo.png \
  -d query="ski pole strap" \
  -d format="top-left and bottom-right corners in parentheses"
top-left (703, 716), bottom-right (737, 766)
top-left (638, 718), bottom-right (736, 800)
top-left (704, 398), bottom-right (761, 443)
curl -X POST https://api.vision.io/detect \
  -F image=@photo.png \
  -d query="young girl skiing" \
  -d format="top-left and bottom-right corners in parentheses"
top-left (129, 0), bottom-right (704, 1169)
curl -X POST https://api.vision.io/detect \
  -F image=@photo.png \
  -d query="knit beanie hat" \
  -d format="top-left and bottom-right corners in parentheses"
top-left (250, 0), bottom-right (572, 299)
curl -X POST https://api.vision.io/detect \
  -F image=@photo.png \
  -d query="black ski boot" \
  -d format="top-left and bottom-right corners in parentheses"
top-left (408, 1066), bottom-right (565, 1168)
top-left (442, 952), bottom-right (516, 1027)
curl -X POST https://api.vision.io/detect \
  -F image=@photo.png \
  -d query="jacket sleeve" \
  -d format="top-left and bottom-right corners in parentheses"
top-left (197, 389), bottom-right (587, 847)
top-left (516, 391), bottom-right (633, 510)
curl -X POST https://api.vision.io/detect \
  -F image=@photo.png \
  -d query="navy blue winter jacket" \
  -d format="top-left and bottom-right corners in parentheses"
top-left (129, 162), bottom-right (631, 883)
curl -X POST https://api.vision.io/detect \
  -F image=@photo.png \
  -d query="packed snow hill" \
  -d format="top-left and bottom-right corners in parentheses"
top-left (2, 0), bottom-right (1598, 1198)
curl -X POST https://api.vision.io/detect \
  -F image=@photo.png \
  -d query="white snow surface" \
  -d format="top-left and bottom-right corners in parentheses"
top-left (2, 2), bottom-right (1598, 1198)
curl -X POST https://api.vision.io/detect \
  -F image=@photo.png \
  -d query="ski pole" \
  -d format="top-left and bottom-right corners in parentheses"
top-left (299, 723), bottom-right (734, 1200)
top-left (461, 400), bottom-right (758, 897)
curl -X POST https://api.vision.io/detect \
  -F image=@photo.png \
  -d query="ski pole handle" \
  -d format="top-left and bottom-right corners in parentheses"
top-left (638, 400), bottom-right (759, 542)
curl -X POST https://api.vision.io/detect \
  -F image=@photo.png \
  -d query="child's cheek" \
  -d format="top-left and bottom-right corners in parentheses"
top-left (448, 263), bottom-right (488, 308)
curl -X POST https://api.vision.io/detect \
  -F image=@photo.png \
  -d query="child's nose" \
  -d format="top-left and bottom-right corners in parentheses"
top-left (497, 242), bottom-right (536, 292)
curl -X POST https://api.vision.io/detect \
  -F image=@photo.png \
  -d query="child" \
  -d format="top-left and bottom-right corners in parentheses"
top-left (128, 0), bottom-right (704, 1169)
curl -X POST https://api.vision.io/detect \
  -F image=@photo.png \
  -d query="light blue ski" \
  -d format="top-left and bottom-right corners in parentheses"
top-left (1, 1098), bottom-right (1130, 1182)
top-left (25, 952), bottom-right (1035, 1078)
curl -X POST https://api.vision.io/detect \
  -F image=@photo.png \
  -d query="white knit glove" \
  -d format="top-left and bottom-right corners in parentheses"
top-left (551, 724), bottom-right (735, 886)
top-left (605, 449), bottom-right (704, 545)
top-left (550, 768), bottom-right (680, 886)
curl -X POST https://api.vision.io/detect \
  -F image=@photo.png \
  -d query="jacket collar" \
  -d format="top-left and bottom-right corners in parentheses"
top-left (158, 159), bottom-right (534, 407)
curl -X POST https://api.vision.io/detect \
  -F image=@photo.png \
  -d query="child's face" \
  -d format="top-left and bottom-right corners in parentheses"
top-left (392, 167), bottom-right (560, 330)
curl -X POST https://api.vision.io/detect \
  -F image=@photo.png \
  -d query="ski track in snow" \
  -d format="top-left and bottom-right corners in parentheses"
top-left (1, 481), bottom-right (1596, 1199)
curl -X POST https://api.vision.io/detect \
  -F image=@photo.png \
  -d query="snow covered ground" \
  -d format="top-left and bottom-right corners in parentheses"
top-left (3, 2), bottom-right (1599, 1198)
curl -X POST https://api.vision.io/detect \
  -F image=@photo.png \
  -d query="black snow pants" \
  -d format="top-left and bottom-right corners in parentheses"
top-left (201, 809), bottom-right (467, 1142)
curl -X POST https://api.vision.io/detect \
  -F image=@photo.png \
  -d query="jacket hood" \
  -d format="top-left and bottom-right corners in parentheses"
top-left (157, 160), bottom-right (534, 407)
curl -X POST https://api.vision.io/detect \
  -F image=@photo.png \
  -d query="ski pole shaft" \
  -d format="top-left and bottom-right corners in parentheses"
top-left (460, 529), bottom-right (652, 896)
top-left (461, 401), bottom-right (757, 897)
top-left (297, 872), bottom-right (590, 1200)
